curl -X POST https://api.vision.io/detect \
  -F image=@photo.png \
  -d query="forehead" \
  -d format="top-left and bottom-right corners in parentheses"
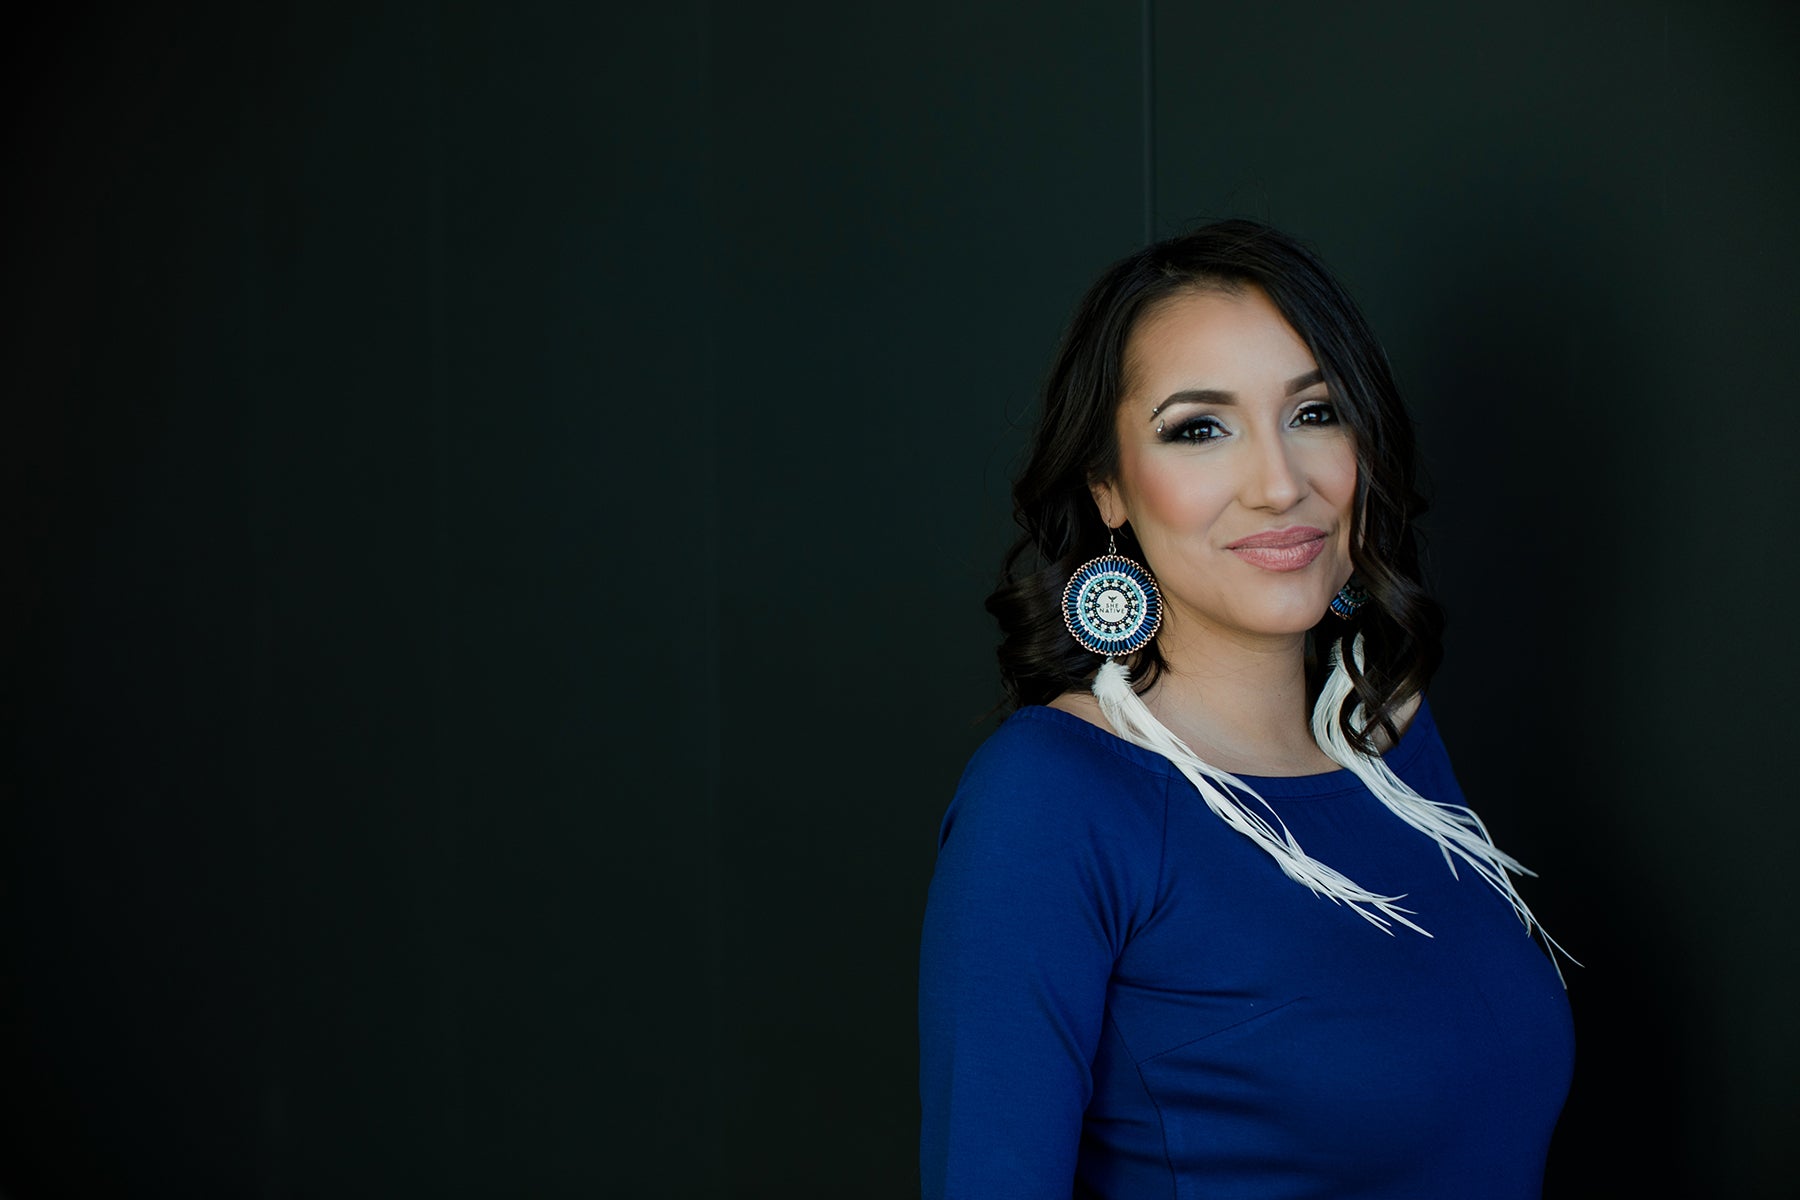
top-left (1123, 286), bottom-right (1317, 397)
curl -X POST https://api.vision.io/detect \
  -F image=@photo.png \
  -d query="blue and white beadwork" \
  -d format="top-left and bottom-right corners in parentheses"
top-left (1062, 554), bottom-right (1163, 656)
top-left (1329, 581), bottom-right (1369, 619)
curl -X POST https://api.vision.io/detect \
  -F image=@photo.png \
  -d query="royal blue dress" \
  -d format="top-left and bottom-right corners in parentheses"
top-left (918, 701), bottom-right (1573, 1199)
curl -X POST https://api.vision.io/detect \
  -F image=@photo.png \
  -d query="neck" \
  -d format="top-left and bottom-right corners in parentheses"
top-left (1138, 618), bottom-right (1330, 776)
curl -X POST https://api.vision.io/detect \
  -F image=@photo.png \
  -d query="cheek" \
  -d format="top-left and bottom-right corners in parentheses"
top-left (1313, 440), bottom-right (1359, 513)
top-left (1122, 451), bottom-right (1232, 532)
top-left (1319, 444), bottom-right (1359, 557)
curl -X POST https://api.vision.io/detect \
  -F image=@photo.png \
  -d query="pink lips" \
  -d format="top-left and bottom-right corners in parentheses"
top-left (1227, 526), bottom-right (1327, 572)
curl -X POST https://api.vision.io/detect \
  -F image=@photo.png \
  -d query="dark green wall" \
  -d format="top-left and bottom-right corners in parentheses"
top-left (1150, 6), bottom-right (1800, 1195)
top-left (4, 2), bottom-right (1794, 1196)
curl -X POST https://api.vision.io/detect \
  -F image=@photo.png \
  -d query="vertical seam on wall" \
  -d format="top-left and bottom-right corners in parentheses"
top-left (695, 0), bottom-right (727, 1189)
top-left (421, 0), bottom-right (470, 1177)
top-left (1141, 0), bottom-right (1155, 242)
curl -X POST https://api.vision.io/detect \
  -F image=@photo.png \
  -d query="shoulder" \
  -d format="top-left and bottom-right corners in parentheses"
top-left (1382, 693), bottom-right (1465, 800)
top-left (958, 704), bottom-right (1174, 797)
top-left (932, 707), bottom-right (1173, 944)
top-left (941, 706), bottom-right (1174, 850)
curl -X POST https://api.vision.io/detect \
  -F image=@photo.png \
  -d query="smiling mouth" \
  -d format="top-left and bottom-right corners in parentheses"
top-left (1227, 529), bottom-right (1327, 572)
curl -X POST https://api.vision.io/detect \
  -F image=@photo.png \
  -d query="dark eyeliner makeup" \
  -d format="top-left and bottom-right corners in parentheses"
top-left (1156, 414), bottom-right (1227, 444)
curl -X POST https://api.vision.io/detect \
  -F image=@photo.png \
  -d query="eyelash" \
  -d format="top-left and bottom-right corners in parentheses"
top-left (1157, 403), bottom-right (1340, 444)
top-left (1158, 415), bottom-right (1226, 443)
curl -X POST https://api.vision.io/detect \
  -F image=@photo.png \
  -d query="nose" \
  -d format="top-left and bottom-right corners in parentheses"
top-left (1241, 431), bottom-right (1309, 513)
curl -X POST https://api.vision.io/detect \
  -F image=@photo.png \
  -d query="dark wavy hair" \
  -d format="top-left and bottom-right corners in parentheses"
top-left (987, 219), bottom-right (1444, 756)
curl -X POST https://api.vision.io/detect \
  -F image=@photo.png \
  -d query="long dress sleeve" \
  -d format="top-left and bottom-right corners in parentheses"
top-left (917, 715), bottom-right (1169, 1200)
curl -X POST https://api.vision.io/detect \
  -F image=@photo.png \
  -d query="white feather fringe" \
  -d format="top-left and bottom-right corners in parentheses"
top-left (1093, 659), bottom-right (1429, 936)
top-left (1311, 635), bottom-right (1574, 977)
top-left (1092, 650), bottom-right (1574, 978)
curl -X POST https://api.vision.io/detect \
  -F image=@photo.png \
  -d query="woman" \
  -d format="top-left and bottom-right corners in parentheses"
top-left (918, 220), bottom-right (1573, 1198)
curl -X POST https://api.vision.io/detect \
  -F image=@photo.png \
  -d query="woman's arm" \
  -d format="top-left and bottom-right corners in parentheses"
top-left (917, 720), bottom-right (1166, 1198)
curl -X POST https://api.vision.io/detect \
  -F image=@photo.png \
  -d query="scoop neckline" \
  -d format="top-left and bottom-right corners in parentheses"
top-left (1012, 698), bottom-right (1437, 799)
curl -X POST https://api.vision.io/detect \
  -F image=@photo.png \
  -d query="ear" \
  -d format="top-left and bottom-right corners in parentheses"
top-left (1089, 478), bottom-right (1126, 531)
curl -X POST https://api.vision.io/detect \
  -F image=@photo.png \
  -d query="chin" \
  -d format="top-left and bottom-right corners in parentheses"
top-left (1235, 594), bottom-right (1337, 636)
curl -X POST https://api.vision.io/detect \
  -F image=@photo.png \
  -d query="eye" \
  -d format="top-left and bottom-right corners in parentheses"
top-left (1158, 414), bottom-right (1228, 444)
top-left (1292, 402), bottom-right (1339, 427)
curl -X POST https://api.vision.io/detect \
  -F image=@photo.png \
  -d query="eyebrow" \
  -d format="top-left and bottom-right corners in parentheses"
top-left (1147, 368), bottom-right (1327, 419)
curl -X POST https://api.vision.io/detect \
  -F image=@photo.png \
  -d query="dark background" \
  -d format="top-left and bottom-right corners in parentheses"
top-left (4, 1), bottom-right (1796, 1195)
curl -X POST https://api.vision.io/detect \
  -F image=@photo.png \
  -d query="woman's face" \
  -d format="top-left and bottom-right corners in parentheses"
top-left (1093, 285), bottom-right (1358, 650)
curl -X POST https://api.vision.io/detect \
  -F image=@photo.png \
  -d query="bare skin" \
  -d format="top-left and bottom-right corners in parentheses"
top-left (1049, 286), bottom-right (1420, 777)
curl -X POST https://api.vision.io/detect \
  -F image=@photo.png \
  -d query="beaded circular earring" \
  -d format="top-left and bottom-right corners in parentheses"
top-left (1329, 580), bottom-right (1369, 620)
top-left (1061, 527), bottom-right (1163, 658)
